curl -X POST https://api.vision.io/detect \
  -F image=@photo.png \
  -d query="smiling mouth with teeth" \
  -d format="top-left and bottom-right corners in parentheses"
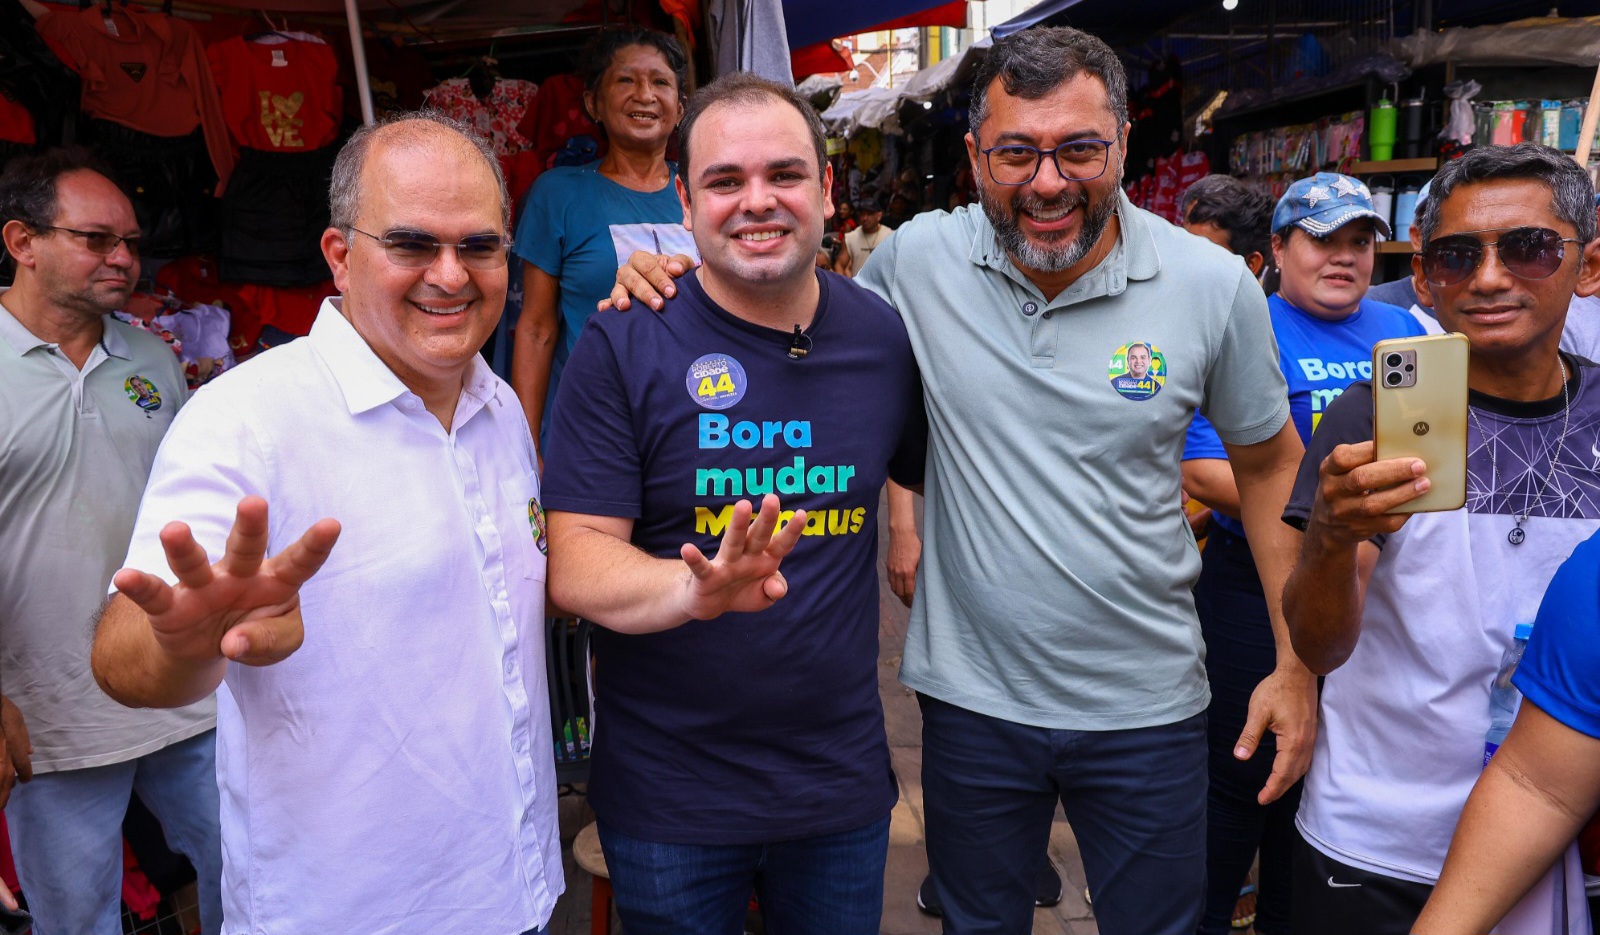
top-left (735, 231), bottom-right (787, 242)
top-left (413, 300), bottom-right (471, 315)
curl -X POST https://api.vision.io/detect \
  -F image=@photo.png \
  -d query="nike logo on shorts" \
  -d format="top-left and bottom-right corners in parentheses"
top-left (1326, 877), bottom-right (1362, 889)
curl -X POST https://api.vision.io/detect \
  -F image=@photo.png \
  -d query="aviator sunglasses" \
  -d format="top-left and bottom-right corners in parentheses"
top-left (1419, 226), bottom-right (1584, 287)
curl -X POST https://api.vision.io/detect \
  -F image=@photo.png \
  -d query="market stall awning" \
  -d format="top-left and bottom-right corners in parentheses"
top-left (782, 0), bottom-right (967, 50)
top-left (1396, 14), bottom-right (1600, 67)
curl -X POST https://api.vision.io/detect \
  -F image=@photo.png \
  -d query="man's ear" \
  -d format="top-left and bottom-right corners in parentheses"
top-left (1, 219), bottom-right (38, 271)
top-left (1411, 253), bottom-right (1436, 309)
top-left (676, 175), bottom-right (692, 232)
top-left (1245, 251), bottom-right (1266, 277)
top-left (322, 227), bottom-right (353, 295)
top-left (1576, 237), bottom-right (1600, 299)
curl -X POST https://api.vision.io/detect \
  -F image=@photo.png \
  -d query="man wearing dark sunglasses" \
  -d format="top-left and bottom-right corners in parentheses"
top-left (1282, 142), bottom-right (1600, 935)
top-left (92, 113), bottom-right (563, 935)
top-left (0, 148), bottom-right (222, 935)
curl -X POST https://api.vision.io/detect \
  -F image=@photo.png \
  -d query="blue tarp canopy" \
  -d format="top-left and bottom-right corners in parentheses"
top-left (782, 0), bottom-right (963, 50)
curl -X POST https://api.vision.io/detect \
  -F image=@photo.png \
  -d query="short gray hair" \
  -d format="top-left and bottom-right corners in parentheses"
top-left (969, 27), bottom-right (1129, 142)
top-left (328, 110), bottom-right (509, 233)
top-left (1418, 142), bottom-right (1596, 245)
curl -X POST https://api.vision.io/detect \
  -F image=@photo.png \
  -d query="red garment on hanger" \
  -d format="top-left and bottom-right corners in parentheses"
top-left (0, 92), bottom-right (35, 145)
top-left (207, 35), bottom-right (341, 152)
top-left (35, 4), bottom-right (234, 190)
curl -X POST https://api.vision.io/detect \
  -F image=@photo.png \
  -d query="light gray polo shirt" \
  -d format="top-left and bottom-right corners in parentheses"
top-left (858, 193), bottom-right (1289, 730)
top-left (0, 298), bottom-right (214, 772)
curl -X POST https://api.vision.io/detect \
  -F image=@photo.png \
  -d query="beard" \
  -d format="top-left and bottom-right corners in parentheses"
top-left (980, 176), bottom-right (1119, 274)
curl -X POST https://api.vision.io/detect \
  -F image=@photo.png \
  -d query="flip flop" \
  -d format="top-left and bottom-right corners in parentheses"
top-left (1232, 883), bottom-right (1257, 930)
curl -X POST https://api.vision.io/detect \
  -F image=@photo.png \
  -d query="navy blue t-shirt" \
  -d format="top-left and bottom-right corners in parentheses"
top-left (542, 267), bottom-right (926, 844)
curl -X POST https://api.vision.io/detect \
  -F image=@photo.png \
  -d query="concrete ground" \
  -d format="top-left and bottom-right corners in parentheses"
top-left (546, 496), bottom-right (1100, 934)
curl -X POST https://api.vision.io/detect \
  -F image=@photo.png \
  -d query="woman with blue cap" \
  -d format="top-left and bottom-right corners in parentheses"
top-left (1182, 170), bottom-right (1431, 935)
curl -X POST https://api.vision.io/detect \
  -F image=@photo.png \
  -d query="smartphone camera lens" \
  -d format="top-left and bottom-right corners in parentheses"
top-left (1385, 353), bottom-right (1404, 368)
top-left (1385, 371), bottom-right (1403, 387)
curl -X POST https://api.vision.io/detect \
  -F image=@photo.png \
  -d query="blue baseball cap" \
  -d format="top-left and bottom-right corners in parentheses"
top-left (1272, 171), bottom-right (1393, 239)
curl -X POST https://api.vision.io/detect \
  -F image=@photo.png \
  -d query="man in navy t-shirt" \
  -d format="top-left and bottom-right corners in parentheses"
top-left (543, 74), bottom-right (926, 935)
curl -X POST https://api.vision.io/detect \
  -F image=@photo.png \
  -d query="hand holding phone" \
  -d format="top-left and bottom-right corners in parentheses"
top-left (1372, 333), bottom-right (1470, 514)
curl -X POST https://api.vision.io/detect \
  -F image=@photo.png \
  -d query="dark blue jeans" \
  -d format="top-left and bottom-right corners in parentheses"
top-left (1195, 526), bottom-right (1303, 935)
top-left (919, 693), bottom-right (1207, 935)
top-left (598, 816), bottom-right (890, 935)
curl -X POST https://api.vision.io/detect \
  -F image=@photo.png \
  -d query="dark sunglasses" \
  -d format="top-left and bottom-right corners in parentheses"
top-left (43, 226), bottom-right (141, 257)
top-left (1420, 226), bottom-right (1584, 286)
top-left (351, 228), bottom-right (512, 270)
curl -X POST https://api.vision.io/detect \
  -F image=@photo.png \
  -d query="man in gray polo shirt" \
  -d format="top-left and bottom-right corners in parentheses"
top-left (610, 26), bottom-right (1313, 934)
top-left (0, 149), bottom-right (221, 935)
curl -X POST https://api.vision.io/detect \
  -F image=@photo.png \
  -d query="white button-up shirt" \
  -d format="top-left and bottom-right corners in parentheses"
top-left (120, 301), bottom-right (561, 934)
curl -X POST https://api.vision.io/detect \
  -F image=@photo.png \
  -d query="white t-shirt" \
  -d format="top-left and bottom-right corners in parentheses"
top-left (844, 223), bottom-right (894, 271)
top-left (1286, 374), bottom-right (1600, 935)
top-left (120, 301), bottom-right (563, 934)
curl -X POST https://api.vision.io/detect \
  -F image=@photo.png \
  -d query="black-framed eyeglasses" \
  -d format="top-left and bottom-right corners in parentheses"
top-left (980, 139), bottom-right (1116, 186)
top-left (1420, 226), bottom-right (1585, 286)
top-left (42, 226), bottom-right (141, 257)
top-left (350, 227), bottom-right (513, 270)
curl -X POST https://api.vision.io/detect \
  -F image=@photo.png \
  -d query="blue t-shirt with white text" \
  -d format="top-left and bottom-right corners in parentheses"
top-left (513, 162), bottom-right (699, 397)
top-left (542, 268), bottom-right (926, 844)
top-left (1185, 293), bottom-right (1425, 535)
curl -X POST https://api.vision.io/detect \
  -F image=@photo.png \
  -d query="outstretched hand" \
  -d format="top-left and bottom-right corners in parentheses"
top-left (679, 494), bottom-right (806, 620)
top-left (112, 496), bottom-right (340, 668)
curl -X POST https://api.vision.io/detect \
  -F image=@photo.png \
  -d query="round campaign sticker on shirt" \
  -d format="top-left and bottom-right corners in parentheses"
top-left (528, 497), bottom-right (548, 555)
top-left (1107, 342), bottom-right (1166, 401)
top-left (686, 353), bottom-right (748, 410)
top-left (124, 375), bottom-right (162, 412)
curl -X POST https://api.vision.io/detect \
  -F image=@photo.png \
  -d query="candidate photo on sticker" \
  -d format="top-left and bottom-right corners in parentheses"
top-left (1108, 342), bottom-right (1166, 401)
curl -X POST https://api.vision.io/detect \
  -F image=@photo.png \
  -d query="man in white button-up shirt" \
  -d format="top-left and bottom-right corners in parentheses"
top-left (91, 112), bottom-right (562, 935)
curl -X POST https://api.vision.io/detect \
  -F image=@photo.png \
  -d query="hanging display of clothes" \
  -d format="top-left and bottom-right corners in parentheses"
top-left (207, 34), bottom-right (341, 153)
top-left (207, 33), bottom-right (342, 285)
top-left (34, 4), bottom-right (233, 256)
top-left (34, 3), bottom-right (233, 187)
top-left (423, 75), bottom-right (539, 156)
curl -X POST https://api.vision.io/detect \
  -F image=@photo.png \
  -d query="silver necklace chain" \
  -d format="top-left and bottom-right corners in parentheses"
top-left (1467, 356), bottom-right (1570, 545)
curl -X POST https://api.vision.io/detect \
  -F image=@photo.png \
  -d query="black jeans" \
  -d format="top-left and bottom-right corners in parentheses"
top-left (1195, 525), bottom-right (1304, 935)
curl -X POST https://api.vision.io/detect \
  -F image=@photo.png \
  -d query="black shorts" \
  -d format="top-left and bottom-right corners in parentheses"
top-left (1293, 830), bottom-right (1433, 935)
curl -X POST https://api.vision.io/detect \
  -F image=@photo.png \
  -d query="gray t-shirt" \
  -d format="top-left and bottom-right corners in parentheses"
top-left (858, 195), bottom-right (1290, 729)
top-left (0, 300), bottom-right (214, 772)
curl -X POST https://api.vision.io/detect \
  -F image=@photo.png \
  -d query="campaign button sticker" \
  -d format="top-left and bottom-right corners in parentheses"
top-left (124, 375), bottom-right (162, 411)
top-left (1108, 342), bottom-right (1166, 401)
top-left (687, 353), bottom-right (748, 410)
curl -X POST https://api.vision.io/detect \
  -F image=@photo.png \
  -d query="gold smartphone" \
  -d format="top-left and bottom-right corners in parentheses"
top-left (1372, 333), bottom-right (1469, 514)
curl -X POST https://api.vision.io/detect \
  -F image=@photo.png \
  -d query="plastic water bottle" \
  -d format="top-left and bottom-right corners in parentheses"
top-left (1484, 622), bottom-right (1534, 767)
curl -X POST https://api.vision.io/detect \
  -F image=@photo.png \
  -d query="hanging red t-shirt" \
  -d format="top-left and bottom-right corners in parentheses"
top-left (1173, 150), bottom-right (1211, 217)
top-left (207, 35), bottom-right (341, 152)
top-left (0, 92), bottom-right (35, 145)
top-left (1150, 154), bottom-right (1179, 222)
top-left (36, 5), bottom-right (234, 189)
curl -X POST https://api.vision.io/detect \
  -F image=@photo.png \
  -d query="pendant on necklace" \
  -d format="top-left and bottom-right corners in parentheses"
top-left (1509, 526), bottom-right (1527, 545)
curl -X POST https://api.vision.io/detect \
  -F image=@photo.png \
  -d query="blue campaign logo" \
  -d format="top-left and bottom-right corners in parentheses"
top-left (686, 353), bottom-right (748, 410)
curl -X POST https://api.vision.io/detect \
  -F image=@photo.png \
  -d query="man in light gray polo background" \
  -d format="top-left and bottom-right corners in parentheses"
top-left (0, 148), bottom-right (221, 935)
